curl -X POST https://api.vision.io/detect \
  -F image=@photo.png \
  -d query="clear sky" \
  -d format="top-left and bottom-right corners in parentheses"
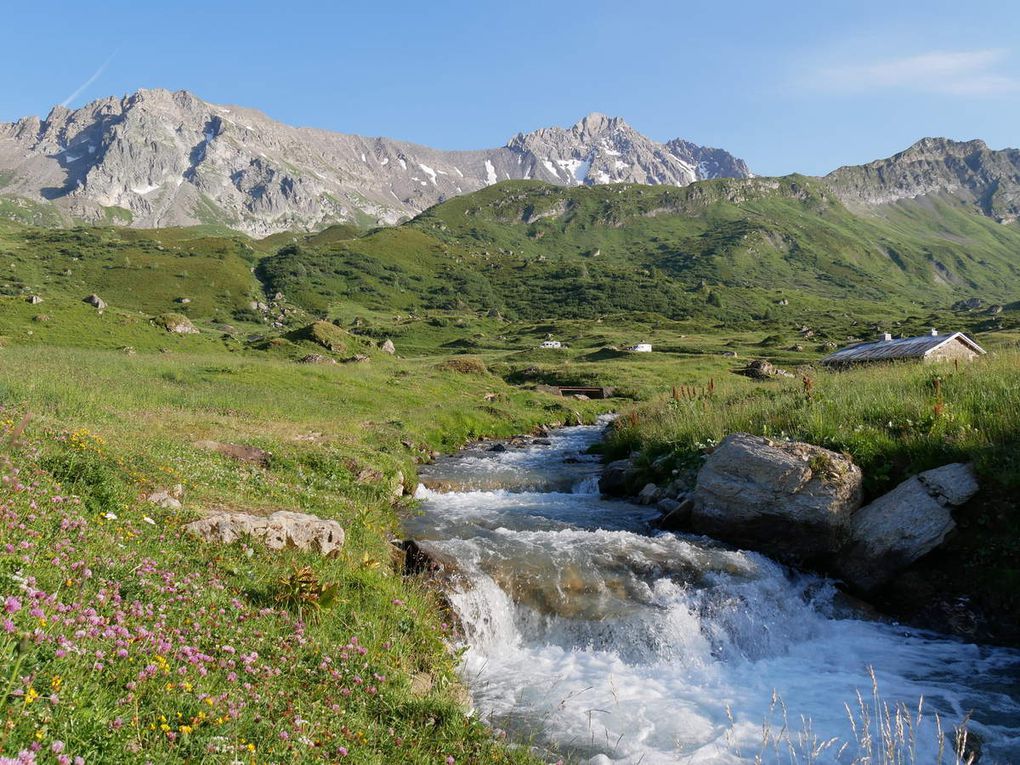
top-left (2, 0), bottom-right (1018, 176)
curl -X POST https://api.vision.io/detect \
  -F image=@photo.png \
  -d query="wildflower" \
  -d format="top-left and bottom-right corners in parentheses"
top-left (4, 595), bottom-right (21, 613)
top-left (50, 742), bottom-right (64, 755)
top-left (23, 686), bottom-right (39, 705)
top-left (446, 757), bottom-right (455, 764)
top-left (103, 512), bottom-right (117, 521)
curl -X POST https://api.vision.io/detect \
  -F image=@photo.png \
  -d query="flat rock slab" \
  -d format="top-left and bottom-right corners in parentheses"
top-left (185, 510), bottom-right (345, 556)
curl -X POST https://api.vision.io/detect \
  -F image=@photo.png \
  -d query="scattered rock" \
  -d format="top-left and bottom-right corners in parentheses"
top-left (154, 312), bottom-right (199, 334)
top-left (175, 297), bottom-right (191, 304)
top-left (656, 496), bottom-right (694, 531)
top-left (344, 354), bottom-right (370, 364)
top-left (83, 294), bottom-right (107, 309)
top-left (184, 510), bottom-right (345, 556)
top-left (381, 338), bottom-right (396, 355)
top-left (356, 467), bottom-right (384, 484)
top-left (194, 440), bottom-right (271, 467)
top-left (838, 463), bottom-right (979, 592)
top-left (599, 458), bottom-right (639, 496)
top-left (953, 297), bottom-right (983, 311)
top-left (25, 295), bottom-right (42, 304)
top-left (146, 486), bottom-right (184, 510)
top-left (738, 358), bottom-right (793, 380)
top-left (409, 672), bottom-right (434, 697)
top-left (722, 350), bottom-right (738, 358)
top-left (488, 443), bottom-right (508, 453)
top-left (691, 433), bottom-right (863, 564)
top-left (299, 354), bottom-right (337, 365)
top-left (637, 482), bottom-right (661, 505)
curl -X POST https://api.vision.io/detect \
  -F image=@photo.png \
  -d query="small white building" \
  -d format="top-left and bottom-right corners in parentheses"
top-left (540, 340), bottom-right (562, 349)
top-left (627, 343), bottom-right (653, 353)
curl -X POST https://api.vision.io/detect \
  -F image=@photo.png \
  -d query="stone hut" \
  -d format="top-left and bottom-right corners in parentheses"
top-left (822, 329), bottom-right (985, 368)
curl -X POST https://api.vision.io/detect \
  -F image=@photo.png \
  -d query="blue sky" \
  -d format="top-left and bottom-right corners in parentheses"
top-left (2, 0), bottom-right (1018, 176)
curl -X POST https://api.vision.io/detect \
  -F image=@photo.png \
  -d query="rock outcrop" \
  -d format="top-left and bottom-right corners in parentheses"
top-left (184, 510), bottom-right (345, 556)
top-left (837, 463), bottom-right (979, 591)
top-left (691, 434), bottom-right (863, 563)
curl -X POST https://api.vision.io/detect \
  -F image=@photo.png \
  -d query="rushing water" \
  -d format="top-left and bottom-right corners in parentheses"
top-left (408, 423), bottom-right (1020, 764)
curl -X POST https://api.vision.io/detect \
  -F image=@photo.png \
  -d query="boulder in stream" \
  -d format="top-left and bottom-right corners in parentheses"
top-left (691, 433), bottom-right (862, 563)
top-left (598, 458), bottom-right (640, 496)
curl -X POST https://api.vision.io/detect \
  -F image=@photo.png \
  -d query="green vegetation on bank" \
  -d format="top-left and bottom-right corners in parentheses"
top-left (603, 347), bottom-right (1020, 641)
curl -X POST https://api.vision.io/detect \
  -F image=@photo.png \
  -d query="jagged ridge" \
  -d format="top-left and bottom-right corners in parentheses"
top-left (0, 90), bottom-right (750, 235)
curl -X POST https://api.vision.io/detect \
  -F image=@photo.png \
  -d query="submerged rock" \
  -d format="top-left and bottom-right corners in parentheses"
top-left (838, 463), bottom-right (979, 592)
top-left (691, 433), bottom-right (862, 564)
top-left (185, 510), bottom-right (345, 556)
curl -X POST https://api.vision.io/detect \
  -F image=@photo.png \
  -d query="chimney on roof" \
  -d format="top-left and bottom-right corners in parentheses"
top-left (880, 332), bottom-right (892, 341)
top-left (930, 328), bottom-right (939, 336)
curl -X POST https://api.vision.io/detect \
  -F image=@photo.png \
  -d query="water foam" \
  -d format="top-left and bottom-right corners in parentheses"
top-left (413, 423), bottom-right (1020, 763)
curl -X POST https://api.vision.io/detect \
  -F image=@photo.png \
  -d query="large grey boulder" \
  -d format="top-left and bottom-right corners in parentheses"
top-left (838, 463), bottom-right (978, 592)
top-left (184, 510), bottom-right (345, 556)
top-left (83, 294), bottom-right (107, 309)
top-left (691, 433), bottom-right (863, 563)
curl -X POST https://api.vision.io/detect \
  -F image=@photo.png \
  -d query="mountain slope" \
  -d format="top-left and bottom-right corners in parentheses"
top-left (256, 177), bottom-right (1020, 324)
top-left (0, 90), bottom-right (750, 235)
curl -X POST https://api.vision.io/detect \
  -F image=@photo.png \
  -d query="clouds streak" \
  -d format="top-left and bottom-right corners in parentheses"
top-left (61, 53), bottom-right (117, 107)
top-left (806, 49), bottom-right (1019, 96)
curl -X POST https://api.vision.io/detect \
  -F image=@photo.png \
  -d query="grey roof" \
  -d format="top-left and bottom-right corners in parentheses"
top-left (821, 332), bottom-right (985, 366)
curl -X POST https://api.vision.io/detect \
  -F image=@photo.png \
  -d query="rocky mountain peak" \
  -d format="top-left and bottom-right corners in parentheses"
top-left (0, 90), bottom-right (751, 235)
top-left (825, 137), bottom-right (1020, 223)
top-left (571, 112), bottom-right (631, 139)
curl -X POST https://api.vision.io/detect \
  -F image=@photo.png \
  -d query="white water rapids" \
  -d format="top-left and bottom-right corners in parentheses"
top-left (407, 423), bottom-right (1020, 763)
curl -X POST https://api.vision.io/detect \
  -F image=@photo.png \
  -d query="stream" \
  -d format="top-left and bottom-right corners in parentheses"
top-left (407, 421), bottom-right (1020, 764)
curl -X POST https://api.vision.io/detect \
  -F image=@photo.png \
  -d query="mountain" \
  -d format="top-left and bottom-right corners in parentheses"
top-left (0, 89), bottom-right (750, 235)
top-left (825, 137), bottom-right (1020, 223)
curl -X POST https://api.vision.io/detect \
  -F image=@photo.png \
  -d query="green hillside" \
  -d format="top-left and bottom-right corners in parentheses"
top-left (257, 178), bottom-right (1020, 328)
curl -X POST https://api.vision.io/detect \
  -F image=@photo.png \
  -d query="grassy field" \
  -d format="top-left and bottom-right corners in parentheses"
top-left (0, 340), bottom-right (613, 763)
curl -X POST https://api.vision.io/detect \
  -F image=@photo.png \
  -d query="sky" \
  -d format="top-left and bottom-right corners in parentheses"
top-left (1, 0), bottom-right (1018, 176)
